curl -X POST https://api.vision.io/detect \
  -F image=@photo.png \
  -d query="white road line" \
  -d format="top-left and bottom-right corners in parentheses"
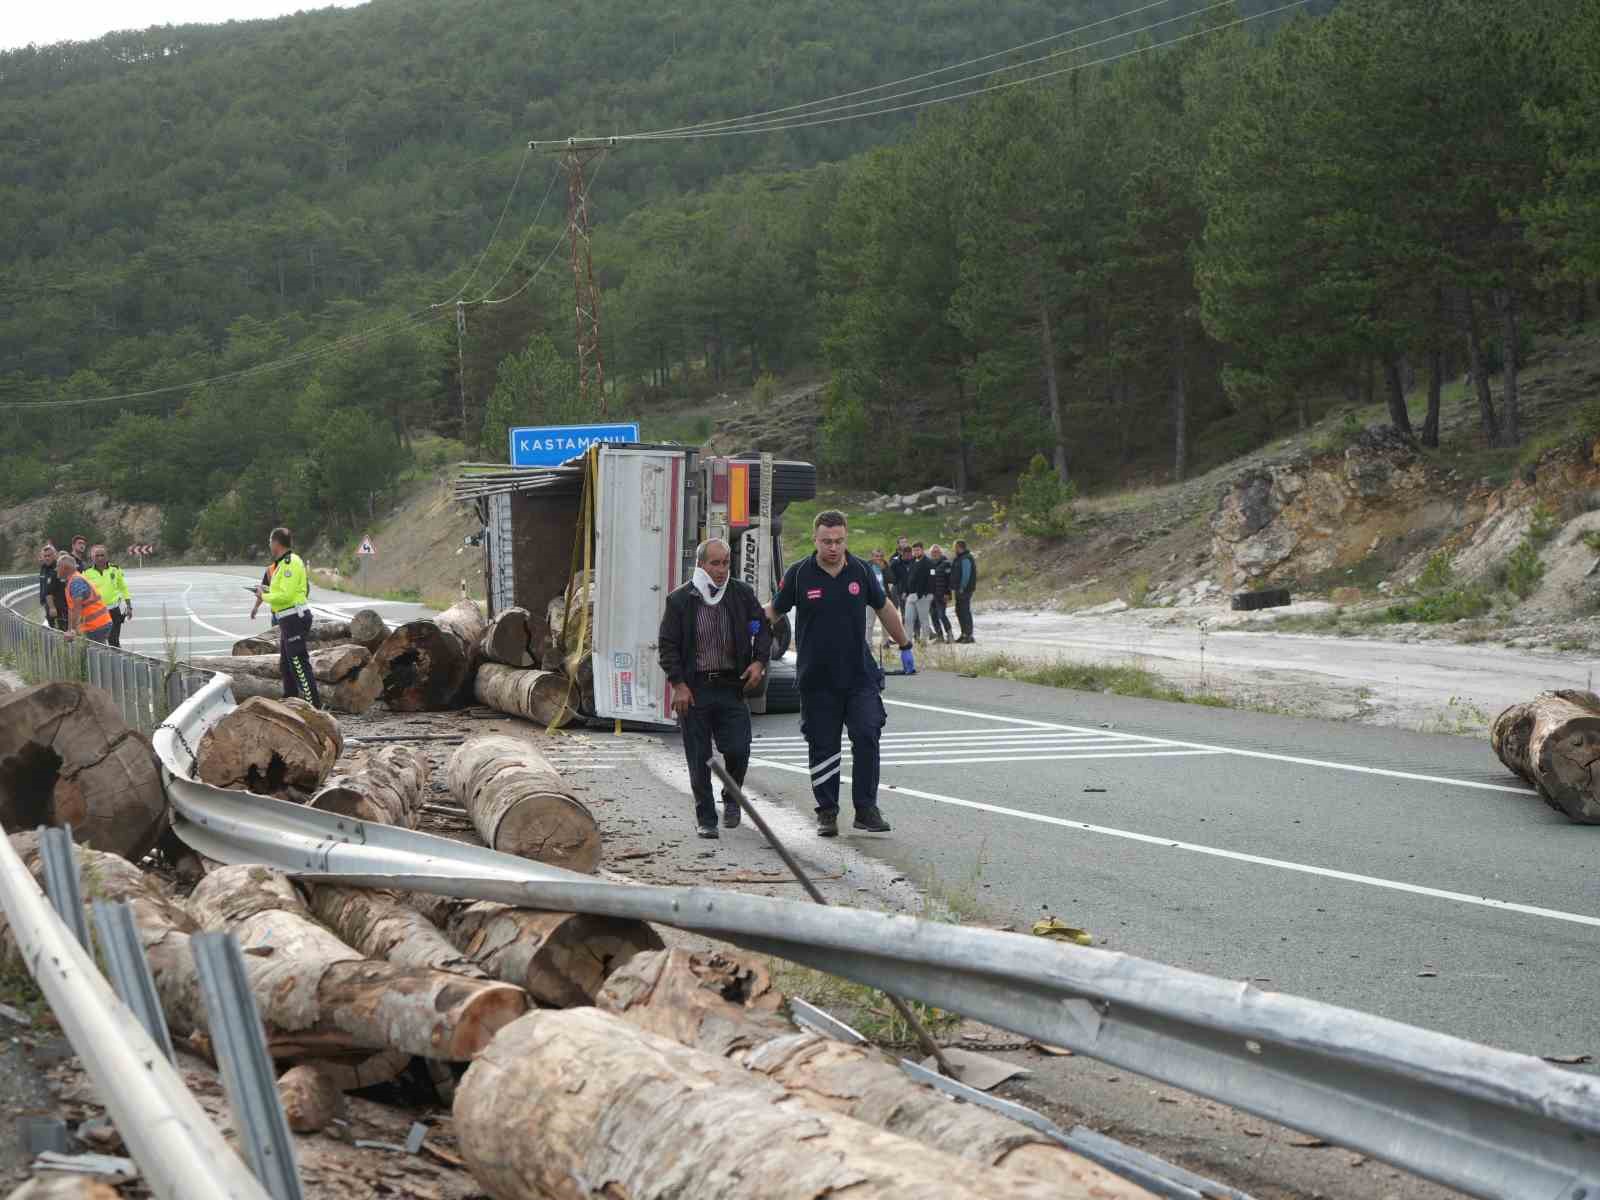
top-left (882, 698), bottom-right (1535, 796)
top-left (757, 738), bottom-right (1160, 754)
top-left (756, 726), bottom-right (1118, 742)
top-left (755, 731), bottom-right (1154, 747)
top-left (747, 758), bottom-right (1600, 929)
top-left (2, 585), bottom-right (37, 607)
top-left (181, 582), bottom-right (245, 641)
top-left (764, 749), bottom-right (1225, 767)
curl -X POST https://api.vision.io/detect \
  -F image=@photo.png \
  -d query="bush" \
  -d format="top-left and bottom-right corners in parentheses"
top-left (753, 372), bottom-right (781, 405)
top-left (1415, 550), bottom-right (1455, 592)
top-left (1012, 454), bottom-right (1076, 538)
top-left (1527, 502), bottom-right (1559, 547)
top-left (1505, 539), bottom-right (1546, 600)
top-left (42, 498), bottom-right (99, 553)
top-left (0, 456), bottom-right (50, 505)
top-left (1385, 587), bottom-right (1493, 623)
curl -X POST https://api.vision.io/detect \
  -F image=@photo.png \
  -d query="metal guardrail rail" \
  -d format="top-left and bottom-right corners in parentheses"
top-left (165, 775), bottom-right (1600, 1200)
top-left (0, 574), bottom-right (213, 734)
top-left (10, 568), bottom-right (1600, 1199)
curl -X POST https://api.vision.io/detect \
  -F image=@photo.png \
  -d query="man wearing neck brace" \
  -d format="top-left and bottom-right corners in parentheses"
top-left (658, 538), bottom-right (773, 838)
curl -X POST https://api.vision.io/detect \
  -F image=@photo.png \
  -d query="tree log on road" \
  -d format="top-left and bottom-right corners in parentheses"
top-left (306, 883), bottom-right (485, 979)
top-left (598, 949), bottom-right (1148, 1194)
top-left (194, 696), bottom-right (342, 800)
top-left (472, 664), bottom-right (577, 730)
top-left (194, 647), bottom-right (382, 714)
top-left (446, 736), bottom-right (599, 871)
top-left (480, 607), bottom-right (534, 668)
top-left (277, 1064), bottom-right (347, 1133)
top-left (308, 743), bottom-right (427, 826)
top-left (1492, 689), bottom-right (1600, 822)
top-left (455, 1008), bottom-right (1080, 1200)
top-left (229, 609), bottom-right (386, 657)
top-left (190, 865), bottom-right (527, 1060)
top-left (0, 682), bottom-right (167, 861)
top-left (373, 598), bottom-right (488, 711)
top-left (410, 893), bottom-right (662, 1007)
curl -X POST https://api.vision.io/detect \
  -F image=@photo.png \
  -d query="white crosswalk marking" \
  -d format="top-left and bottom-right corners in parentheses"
top-left (752, 725), bottom-right (1219, 769)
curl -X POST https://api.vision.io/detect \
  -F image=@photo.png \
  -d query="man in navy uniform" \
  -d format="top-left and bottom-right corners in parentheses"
top-left (768, 510), bottom-right (913, 837)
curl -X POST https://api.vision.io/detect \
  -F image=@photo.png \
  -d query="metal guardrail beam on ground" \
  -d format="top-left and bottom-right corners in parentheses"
top-left (166, 777), bottom-right (1600, 1200)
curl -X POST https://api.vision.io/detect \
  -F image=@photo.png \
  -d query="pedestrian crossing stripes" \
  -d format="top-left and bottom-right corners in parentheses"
top-left (751, 725), bottom-right (1223, 768)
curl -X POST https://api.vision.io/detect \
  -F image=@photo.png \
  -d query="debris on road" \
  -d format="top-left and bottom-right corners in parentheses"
top-left (446, 735), bottom-right (600, 870)
top-left (195, 646), bottom-right (383, 713)
top-left (1491, 689), bottom-right (1600, 822)
top-left (194, 695), bottom-right (342, 800)
top-left (1032, 916), bottom-right (1094, 945)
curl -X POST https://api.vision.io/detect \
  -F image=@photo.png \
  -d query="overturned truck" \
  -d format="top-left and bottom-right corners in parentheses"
top-left (456, 445), bottom-right (815, 725)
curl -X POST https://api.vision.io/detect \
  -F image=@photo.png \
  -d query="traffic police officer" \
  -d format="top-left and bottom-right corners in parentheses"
top-left (83, 545), bottom-right (133, 648)
top-left (254, 526), bottom-right (321, 707)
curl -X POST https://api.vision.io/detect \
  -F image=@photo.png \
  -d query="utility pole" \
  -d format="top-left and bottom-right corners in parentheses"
top-left (560, 145), bottom-right (608, 417)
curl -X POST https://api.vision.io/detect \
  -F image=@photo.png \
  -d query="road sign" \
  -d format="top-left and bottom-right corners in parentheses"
top-left (125, 543), bottom-right (153, 556)
top-left (356, 535), bottom-right (376, 556)
top-left (508, 422), bottom-right (639, 468)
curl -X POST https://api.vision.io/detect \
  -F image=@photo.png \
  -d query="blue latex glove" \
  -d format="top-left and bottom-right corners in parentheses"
top-left (900, 647), bottom-right (916, 675)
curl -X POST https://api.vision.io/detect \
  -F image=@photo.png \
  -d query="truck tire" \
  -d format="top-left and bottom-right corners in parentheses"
top-left (764, 656), bottom-right (802, 714)
top-left (733, 455), bottom-right (817, 512)
top-left (770, 614), bottom-right (792, 659)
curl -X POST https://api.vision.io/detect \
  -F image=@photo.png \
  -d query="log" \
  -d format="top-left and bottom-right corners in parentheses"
top-left (308, 743), bottom-right (428, 826)
top-left (194, 696), bottom-right (342, 799)
top-left (409, 893), bottom-right (662, 1008)
top-left (189, 865), bottom-right (527, 1060)
top-left (197, 646), bottom-right (382, 715)
top-left (0, 682), bottom-right (167, 861)
top-left (306, 883), bottom-right (485, 979)
top-left (372, 600), bottom-right (487, 712)
top-left (480, 607), bottom-right (535, 668)
top-left (1492, 689), bottom-right (1600, 822)
top-left (6, 1178), bottom-right (122, 1200)
top-left (598, 950), bottom-right (1148, 1194)
top-left (455, 1008), bottom-right (1077, 1200)
top-left (472, 664), bottom-right (577, 730)
top-left (445, 736), bottom-right (600, 871)
top-left (348, 608), bottom-right (388, 650)
top-left (224, 668), bottom-right (382, 715)
top-left (229, 610), bottom-right (386, 658)
top-left (277, 1064), bottom-right (346, 1133)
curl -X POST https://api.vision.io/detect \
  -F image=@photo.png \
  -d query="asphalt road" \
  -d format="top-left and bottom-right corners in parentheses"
top-left (2, 564), bottom-right (435, 658)
top-left (742, 669), bottom-right (1600, 1067)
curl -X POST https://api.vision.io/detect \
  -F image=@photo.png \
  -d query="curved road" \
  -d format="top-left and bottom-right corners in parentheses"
top-left (3, 564), bottom-right (435, 658)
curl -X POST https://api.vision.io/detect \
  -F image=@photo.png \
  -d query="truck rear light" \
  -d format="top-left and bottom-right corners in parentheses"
top-left (710, 459), bottom-right (729, 504)
top-left (729, 463), bottom-right (750, 527)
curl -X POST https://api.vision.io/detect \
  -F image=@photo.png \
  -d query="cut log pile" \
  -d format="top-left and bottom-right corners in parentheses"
top-left (1492, 689), bottom-right (1600, 823)
top-left (194, 646), bottom-right (384, 714)
top-left (231, 608), bottom-right (388, 657)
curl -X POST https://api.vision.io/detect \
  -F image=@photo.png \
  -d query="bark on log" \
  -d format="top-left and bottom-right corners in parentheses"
top-left (455, 1008), bottom-right (1078, 1200)
top-left (194, 696), bottom-right (342, 799)
top-left (278, 1064), bottom-right (347, 1133)
top-left (472, 664), bottom-right (577, 730)
top-left (445, 736), bottom-right (599, 871)
top-left (372, 598), bottom-right (489, 712)
top-left (308, 744), bottom-right (427, 826)
top-left (409, 893), bottom-right (662, 1008)
top-left (0, 682), bottom-right (166, 861)
top-left (198, 647), bottom-right (383, 715)
top-left (306, 883), bottom-right (485, 979)
top-left (189, 865), bottom-right (527, 1060)
top-left (347, 608), bottom-right (388, 651)
top-left (6, 1178), bottom-right (122, 1200)
top-left (1492, 689), bottom-right (1600, 822)
top-left (480, 608), bottom-right (535, 668)
top-left (598, 949), bottom-right (1148, 1194)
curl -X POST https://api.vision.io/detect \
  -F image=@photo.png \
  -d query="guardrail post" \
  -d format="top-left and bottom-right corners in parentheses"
top-left (38, 827), bottom-right (90, 951)
top-left (192, 932), bottom-right (304, 1200)
top-left (91, 900), bottom-right (177, 1065)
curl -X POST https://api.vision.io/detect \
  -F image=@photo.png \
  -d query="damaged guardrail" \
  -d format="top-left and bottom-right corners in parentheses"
top-left (165, 774), bottom-right (1600, 1200)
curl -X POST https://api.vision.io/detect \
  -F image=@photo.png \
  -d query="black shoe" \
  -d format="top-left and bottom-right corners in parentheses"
top-left (722, 800), bottom-right (741, 829)
top-left (853, 808), bottom-right (892, 833)
top-left (697, 824), bottom-right (720, 839)
top-left (817, 810), bottom-right (839, 837)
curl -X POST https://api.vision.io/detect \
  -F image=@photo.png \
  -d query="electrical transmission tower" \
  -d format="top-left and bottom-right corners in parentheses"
top-left (560, 145), bottom-right (608, 417)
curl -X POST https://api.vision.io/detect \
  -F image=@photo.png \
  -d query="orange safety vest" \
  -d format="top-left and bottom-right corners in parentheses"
top-left (66, 572), bottom-right (113, 634)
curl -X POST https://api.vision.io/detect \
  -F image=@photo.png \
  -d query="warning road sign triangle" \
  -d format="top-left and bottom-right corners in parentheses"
top-left (357, 535), bottom-right (376, 556)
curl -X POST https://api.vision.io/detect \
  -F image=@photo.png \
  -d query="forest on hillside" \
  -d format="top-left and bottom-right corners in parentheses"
top-left (3, 0), bottom-right (1595, 558)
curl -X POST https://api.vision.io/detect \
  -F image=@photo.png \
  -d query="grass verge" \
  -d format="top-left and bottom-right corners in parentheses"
top-left (923, 647), bottom-right (1230, 709)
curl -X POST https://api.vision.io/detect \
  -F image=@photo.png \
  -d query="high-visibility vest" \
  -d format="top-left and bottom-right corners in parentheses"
top-left (82, 565), bottom-right (127, 607)
top-left (66, 573), bottom-right (113, 634)
top-left (264, 552), bottom-right (311, 616)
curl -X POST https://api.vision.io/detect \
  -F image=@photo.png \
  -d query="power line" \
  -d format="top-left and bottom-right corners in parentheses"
top-left (430, 143), bottom-right (536, 308)
top-left (478, 155), bottom-right (606, 308)
top-left (636, 0), bottom-right (1202, 139)
top-left (467, 162), bottom-right (563, 304)
top-left (584, 0), bottom-right (1308, 143)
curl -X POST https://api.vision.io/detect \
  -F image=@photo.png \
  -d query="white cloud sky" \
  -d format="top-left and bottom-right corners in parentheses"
top-left (3, 2), bottom-right (369, 53)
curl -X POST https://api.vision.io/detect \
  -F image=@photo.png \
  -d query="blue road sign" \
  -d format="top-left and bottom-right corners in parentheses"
top-left (509, 422), bottom-right (640, 467)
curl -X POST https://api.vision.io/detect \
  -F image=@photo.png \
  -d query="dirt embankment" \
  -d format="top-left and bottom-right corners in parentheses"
top-left (309, 472), bottom-right (480, 608)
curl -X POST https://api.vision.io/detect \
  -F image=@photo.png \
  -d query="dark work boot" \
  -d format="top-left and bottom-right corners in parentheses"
top-left (697, 824), bottom-right (720, 839)
top-left (722, 799), bottom-right (741, 829)
top-left (816, 810), bottom-right (839, 837)
top-left (853, 807), bottom-right (891, 833)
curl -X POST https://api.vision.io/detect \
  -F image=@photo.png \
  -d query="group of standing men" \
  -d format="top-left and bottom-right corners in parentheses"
top-left (660, 509), bottom-right (981, 841)
top-left (882, 536), bottom-right (978, 645)
top-left (36, 537), bottom-right (133, 646)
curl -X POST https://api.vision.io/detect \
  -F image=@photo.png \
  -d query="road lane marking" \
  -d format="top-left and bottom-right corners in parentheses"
top-left (181, 583), bottom-right (246, 641)
top-left (881, 697), bottom-right (1535, 796)
top-left (766, 749), bottom-right (1225, 767)
top-left (747, 758), bottom-right (1600, 929)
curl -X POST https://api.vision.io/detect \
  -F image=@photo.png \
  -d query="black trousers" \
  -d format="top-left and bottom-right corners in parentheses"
top-left (106, 608), bottom-right (125, 648)
top-left (955, 592), bottom-right (974, 639)
top-left (930, 596), bottom-right (953, 639)
top-left (44, 605), bottom-right (67, 632)
top-left (800, 681), bottom-right (886, 815)
top-left (277, 611), bottom-right (322, 707)
top-left (680, 681), bottom-right (751, 826)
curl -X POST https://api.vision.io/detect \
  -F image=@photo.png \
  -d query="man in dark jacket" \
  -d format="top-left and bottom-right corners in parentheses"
top-left (38, 544), bottom-right (67, 631)
top-left (951, 540), bottom-right (979, 643)
top-left (927, 545), bottom-right (955, 642)
top-left (658, 538), bottom-right (773, 839)
top-left (903, 542), bottom-right (933, 643)
top-left (887, 536), bottom-right (913, 614)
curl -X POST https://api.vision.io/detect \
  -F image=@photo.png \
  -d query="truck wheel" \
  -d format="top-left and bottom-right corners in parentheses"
top-left (733, 455), bottom-right (818, 511)
top-left (771, 614), bottom-right (792, 659)
top-left (764, 656), bottom-right (802, 714)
